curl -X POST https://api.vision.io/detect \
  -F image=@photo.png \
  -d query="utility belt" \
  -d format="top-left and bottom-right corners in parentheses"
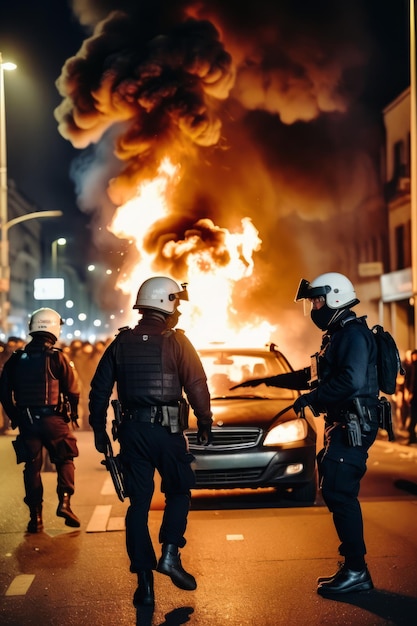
top-left (339, 405), bottom-right (374, 448)
top-left (339, 403), bottom-right (378, 422)
top-left (326, 401), bottom-right (376, 423)
top-left (326, 397), bottom-right (392, 446)
top-left (121, 400), bottom-right (189, 434)
top-left (17, 406), bottom-right (59, 423)
top-left (123, 406), bottom-right (165, 423)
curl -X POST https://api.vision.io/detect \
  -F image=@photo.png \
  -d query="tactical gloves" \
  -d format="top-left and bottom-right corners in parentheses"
top-left (293, 394), bottom-right (320, 417)
top-left (293, 394), bottom-right (310, 416)
top-left (230, 378), bottom-right (263, 390)
top-left (94, 430), bottom-right (111, 454)
top-left (197, 423), bottom-right (213, 446)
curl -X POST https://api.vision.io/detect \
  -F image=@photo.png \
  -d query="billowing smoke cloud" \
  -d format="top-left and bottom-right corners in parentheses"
top-left (56, 9), bottom-right (234, 202)
top-left (56, 0), bottom-right (385, 358)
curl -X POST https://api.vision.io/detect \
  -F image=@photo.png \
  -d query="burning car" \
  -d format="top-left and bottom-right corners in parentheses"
top-left (187, 344), bottom-right (318, 503)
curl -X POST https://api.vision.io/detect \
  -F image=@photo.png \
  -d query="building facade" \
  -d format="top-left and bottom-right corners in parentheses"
top-left (381, 87), bottom-right (414, 355)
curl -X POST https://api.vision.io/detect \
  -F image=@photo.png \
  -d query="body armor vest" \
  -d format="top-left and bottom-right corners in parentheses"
top-left (12, 349), bottom-right (60, 407)
top-left (115, 329), bottom-right (182, 405)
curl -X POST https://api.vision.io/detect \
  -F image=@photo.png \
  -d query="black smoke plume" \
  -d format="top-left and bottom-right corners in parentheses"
top-left (55, 0), bottom-right (387, 359)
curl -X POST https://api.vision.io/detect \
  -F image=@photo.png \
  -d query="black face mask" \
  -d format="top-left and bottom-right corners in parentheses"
top-left (310, 304), bottom-right (339, 330)
top-left (166, 309), bottom-right (180, 330)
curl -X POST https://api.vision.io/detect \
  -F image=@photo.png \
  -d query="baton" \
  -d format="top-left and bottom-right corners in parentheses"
top-left (102, 440), bottom-right (126, 502)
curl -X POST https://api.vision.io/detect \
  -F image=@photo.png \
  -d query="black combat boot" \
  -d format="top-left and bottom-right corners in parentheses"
top-left (133, 570), bottom-right (155, 607)
top-left (156, 544), bottom-right (196, 590)
top-left (56, 493), bottom-right (80, 527)
top-left (317, 565), bottom-right (373, 595)
top-left (317, 561), bottom-right (345, 584)
top-left (27, 505), bottom-right (43, 533)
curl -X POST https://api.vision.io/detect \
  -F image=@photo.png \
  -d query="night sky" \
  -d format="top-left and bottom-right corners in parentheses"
top-left (0, 1), bottom-right (412, 288)
top-left (1, 2), bottom-right (86, 240)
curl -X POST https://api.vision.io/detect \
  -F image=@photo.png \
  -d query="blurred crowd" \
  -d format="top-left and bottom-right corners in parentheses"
top-left (0, 336), bottom-right (113, 434)
top-left (392, 349), bottom-right (417, 446)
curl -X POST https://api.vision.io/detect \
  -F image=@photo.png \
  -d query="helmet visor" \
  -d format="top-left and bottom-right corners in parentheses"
top-left (295, 278), bottom-right (330, 301)
top-left (169, 283), bottom-right (189, 304)
top-left (294, 279), bottom-right (330, 315)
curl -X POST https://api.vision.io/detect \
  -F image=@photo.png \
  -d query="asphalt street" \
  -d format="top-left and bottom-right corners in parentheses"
top-left (0, 430), bottom-right (417, 625)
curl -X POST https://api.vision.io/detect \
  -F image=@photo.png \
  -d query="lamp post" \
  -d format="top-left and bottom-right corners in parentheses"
top-left (0, 52), bottom-right (16, 332)
top-left (0, 54), bottom-right (63, 333)
top-left (410, 0), bottom-right (417, 347)
top-left (51, 237), bottom-right (67, 275)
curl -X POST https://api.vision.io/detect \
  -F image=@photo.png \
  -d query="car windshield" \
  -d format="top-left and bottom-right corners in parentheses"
top-left (198, 349), bottom-right (295, 400)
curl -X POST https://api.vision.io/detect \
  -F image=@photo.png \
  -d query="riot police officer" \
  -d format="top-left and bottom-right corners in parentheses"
top-left (293, 273), bottom-right (379, 595)
top-left (0, 308), bottom-right (81, 533)
top-left (232, 272), bottom-right (379, 595)
top-left (88, 276), bottom-right (212, 608)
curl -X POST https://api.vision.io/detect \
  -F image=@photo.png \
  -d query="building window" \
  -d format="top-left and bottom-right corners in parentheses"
top-left (393, 140), bottom-right (405, 180)
top-left (395, 223), bottom-right (411, 270)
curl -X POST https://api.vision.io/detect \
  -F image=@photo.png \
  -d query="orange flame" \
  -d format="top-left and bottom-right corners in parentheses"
top-left (108, 159), bottom-right (276, 347)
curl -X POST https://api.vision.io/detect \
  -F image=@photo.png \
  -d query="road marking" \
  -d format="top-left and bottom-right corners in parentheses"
top-left (5, 574), bottom-right (35, 596)
top-left (86, 505), bottom-right (112, 533)
top-left (226, 534), bottom-right (244, 541)
top-left (101, 475), bottom-right (115, 496)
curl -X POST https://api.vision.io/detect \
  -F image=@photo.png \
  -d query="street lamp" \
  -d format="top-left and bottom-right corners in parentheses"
top-left (0, 52), bottom-right (16, 331)
top-left (51, 237), bottom-right (67, 275)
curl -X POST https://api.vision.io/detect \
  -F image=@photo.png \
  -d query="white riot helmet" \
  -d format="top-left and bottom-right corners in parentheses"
top-left (295, 272), bottom-right (359, 309)
top-left (295, 272), bottom-right (359, 330)
top-left (133, 277), bottom-right (188, 314)
top-left (29, 308), bottom-right (63, 340)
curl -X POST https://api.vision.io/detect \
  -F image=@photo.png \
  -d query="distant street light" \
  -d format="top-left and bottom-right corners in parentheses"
top-left (51, 237), bottom-right (67, 275)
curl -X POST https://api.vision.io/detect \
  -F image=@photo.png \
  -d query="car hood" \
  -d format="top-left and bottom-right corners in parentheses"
top-left (190, 396), bottom-right (296, 430)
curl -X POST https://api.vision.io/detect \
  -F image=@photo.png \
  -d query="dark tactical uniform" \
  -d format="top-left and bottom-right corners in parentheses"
top-left (235, 273), bottom-right (380, 594)
top-left (89, 316), bottom-right (212, 576)
top-left (293, 272), bottom-right (384, 595)
top-left (0, 333), bottom-right (81, 530)
top-left (258, 311), bottom-right (379, 565)
top-left (297, 313), bottom-right (379, 558)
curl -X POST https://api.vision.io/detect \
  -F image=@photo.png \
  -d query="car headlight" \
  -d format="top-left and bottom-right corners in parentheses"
top-left (264, 419), bottom-right (308, 445)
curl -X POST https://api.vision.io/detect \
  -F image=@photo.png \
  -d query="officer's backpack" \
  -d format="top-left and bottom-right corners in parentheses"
top-left (371, 325), bottom-right (404, 395)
